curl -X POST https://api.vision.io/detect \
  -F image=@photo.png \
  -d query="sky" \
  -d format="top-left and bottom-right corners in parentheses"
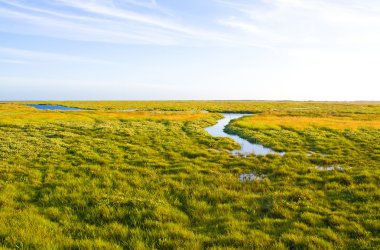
top-left (0, 0), bottom-right (379, 101)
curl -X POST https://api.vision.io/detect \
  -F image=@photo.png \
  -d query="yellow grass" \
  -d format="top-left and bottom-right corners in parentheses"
top-left (237, 113), bottom-right (380, 130)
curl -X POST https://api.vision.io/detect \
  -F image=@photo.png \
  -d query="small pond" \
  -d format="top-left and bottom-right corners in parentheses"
top-left (240, 173), bottom-right (266, 182)
top-left (27, 104), bottom-right (82, 111)
top-left (314, 166), bottom-right (344, 171)
top-left (205, 113), bottom-right (284, 156)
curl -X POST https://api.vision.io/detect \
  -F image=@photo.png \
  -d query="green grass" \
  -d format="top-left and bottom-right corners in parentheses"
top-left (0, 101), bottom-right (379, 249)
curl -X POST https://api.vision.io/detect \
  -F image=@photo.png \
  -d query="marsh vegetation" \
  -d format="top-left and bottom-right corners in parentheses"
top-left (0, 101), bottom-right (379, 249)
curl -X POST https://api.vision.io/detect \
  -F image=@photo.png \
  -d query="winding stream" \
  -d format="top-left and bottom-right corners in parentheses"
top-left (205, 113), bottom-right (284, 156)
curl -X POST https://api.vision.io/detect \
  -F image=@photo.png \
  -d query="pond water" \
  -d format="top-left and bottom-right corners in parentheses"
top-left (205, 113), bottom-right (284, 156)
top-left (314, 166), bottom-right (344, 171)
top-left (27, 104), bottom-right (82, 111)
top-left (240, 173), bottom-right (266, 182)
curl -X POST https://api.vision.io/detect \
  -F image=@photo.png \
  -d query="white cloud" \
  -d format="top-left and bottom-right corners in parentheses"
top-left (217, 0), bottom-right (380, 49)
top-left (2, 0), bottom-right (380, 48)
top-left (0, 0), bottom-right (233, 46)
top-left (55, 0), bottom-right (184, 32)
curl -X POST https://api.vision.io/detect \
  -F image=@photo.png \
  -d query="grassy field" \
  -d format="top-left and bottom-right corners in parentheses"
top-left (0, 101), bottom-right (379, 249)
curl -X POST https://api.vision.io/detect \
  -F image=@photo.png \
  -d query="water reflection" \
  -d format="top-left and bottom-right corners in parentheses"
top-left (205, 113), bottom-right (284, 156)
top-left (314, 166), bottom-right (343, 171)
top-left (27, 104), bottom-right (82, 111)
top-left (240, 173), bottom-right (266, 182)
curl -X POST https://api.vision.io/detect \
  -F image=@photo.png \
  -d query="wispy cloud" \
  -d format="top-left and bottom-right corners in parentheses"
top-left (56, 0), bottom-right (186, 32)
top-left (0, 0), bottom-right (234, 46)
top-left (1, 0), bottom-right (380, 50)
top-left (216, 0), bottom-right (380, 49)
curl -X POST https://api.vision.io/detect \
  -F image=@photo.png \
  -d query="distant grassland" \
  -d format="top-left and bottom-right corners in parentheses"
top-left (0, 103), bottom-right (215, 124)
top-left (234, 113), bottom-right (380, 130)
top-left (0, 101), bottom-right (379, 249)
top-left (21, 100), bottom-right (380, 113)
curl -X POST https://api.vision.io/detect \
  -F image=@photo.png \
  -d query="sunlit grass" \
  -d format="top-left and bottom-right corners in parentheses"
top-left (0, 103), bottom-right (213, 125)
top-left (235, 113), bottom-right (380, 130)
top-left (0, 101), bottom-right (379, 249)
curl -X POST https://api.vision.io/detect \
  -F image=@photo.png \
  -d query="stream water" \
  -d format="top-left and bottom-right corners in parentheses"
top-left (205, 113), bottom-right (284, 156)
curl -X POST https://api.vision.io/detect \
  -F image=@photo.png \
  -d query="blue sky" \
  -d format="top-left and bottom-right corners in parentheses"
top-left (1, 0), bottom-right (379, 100)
